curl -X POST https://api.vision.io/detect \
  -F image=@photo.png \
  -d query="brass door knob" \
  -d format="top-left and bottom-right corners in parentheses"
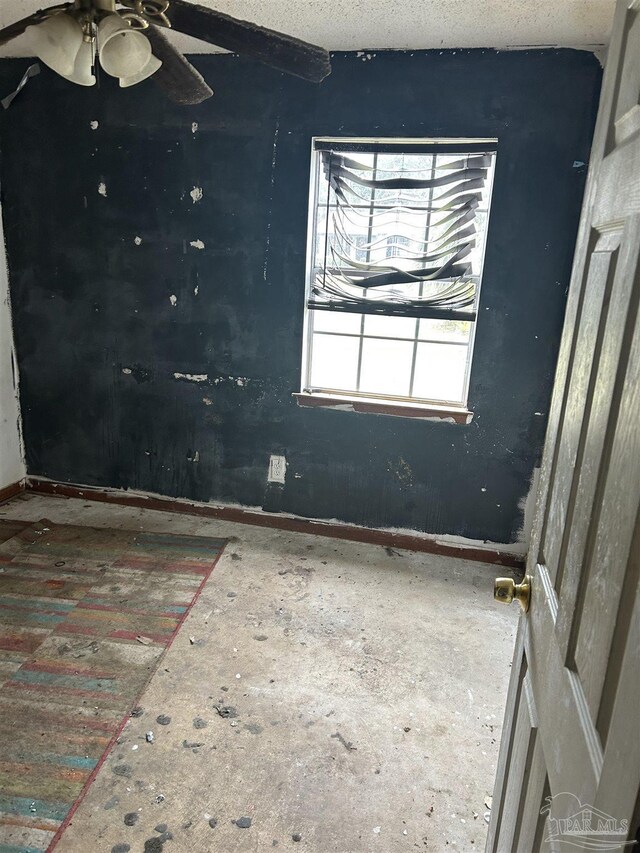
top-left (494, 576), bottom-right (531, 612)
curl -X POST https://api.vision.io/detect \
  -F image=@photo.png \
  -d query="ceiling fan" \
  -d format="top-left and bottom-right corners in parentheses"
top-left (0, 0), bottom-right (332, 104)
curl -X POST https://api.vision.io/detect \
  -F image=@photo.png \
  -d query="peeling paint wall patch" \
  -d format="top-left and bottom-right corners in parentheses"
top-left (190, 186), bottom-right (203, 204)
top-left (191, 122), bottom-right (198, 134)
top-left (98, 182), bottom-right (107, 197)
top-left (122, 368), bottom-right (132, 375)
top-left (90, 120), bottom-right (99, 130)
top-left (212, 374), bottom-right (251, 387)
top-left (169, 295), bottom-right (177, 307)
top-left (189, 240), bottom-right (205, 249)
top-left (134, 236), bottom-right (142, 246)
top-left (173, 372), bottom-right (208, 382)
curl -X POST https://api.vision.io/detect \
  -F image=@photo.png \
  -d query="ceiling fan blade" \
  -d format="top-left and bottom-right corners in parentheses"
top-left (163, 1), bottom-right (331, 83)
top-left (0, 5), bottom-right (71, 48)
top-left (146, 25), bottom-right (213, 105)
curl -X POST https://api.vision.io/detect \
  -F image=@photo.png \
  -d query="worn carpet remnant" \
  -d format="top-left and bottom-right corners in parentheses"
top-left (0, 518), bottom-right (31, 545)
top-left (0, 518), bottom-right (227, 852)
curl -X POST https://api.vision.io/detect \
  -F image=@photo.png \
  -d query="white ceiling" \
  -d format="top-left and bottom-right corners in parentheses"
top-left (0, 0), bottom-right (616, 56)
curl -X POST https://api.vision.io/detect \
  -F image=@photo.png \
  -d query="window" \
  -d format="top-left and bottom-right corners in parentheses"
top-left (298, 138), bottom-right (497, 419)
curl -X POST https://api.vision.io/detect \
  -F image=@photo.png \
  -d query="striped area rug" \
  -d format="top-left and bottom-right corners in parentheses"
top-left (0, 518), bottom-right (226, 853)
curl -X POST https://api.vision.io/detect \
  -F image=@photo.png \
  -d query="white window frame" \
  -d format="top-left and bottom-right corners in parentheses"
top-left (299, 137), bottom-right (497, 416)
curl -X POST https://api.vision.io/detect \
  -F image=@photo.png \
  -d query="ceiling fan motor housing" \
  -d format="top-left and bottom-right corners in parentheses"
top-left (77, 0), bottom-right (118, 13)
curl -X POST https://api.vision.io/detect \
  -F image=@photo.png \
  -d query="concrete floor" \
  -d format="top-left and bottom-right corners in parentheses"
top-left (0, 494), bottom-right (518, 853)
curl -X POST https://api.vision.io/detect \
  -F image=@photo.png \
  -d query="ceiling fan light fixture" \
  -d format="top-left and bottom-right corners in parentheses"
top-left (119, 53), bottom-right (162, 88)
top-left (1, 2), bottom-right (331, 104)
top-left (27, 12), bottom-right (84, 78)
top-left (61, 40), bottom-right (96, 87)
top-left (98, 14), bottom-right (152, 79)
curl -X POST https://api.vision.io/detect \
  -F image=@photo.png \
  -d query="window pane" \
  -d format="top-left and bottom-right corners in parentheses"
top-left (306, 142), bottom-right (495, 405)
top-left (312, 310), bottom-right (362, 334)
top-left (418, 319), bottom-right (471, 343)
top-left (412, 342), bottom-right (469, 403)
top-left (358, 338), bottom-right (414, 397)
top-left (310, 333), bottom-right (360, 391)
top-left (364, 314), bottom-right (417, 339)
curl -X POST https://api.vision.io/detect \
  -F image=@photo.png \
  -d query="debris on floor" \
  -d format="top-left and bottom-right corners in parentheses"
top-left (331, 731), bottom-right (356, 751)
top-left (0, 499), bottom-right (515, 853)
top-left (214, 704), bottom-right (238, 718)
top-left (182, 739), bottom-right (204, 749)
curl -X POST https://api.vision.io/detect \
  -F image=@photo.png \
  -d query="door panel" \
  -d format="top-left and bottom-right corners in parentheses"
top-left (487, 3), bottom-right (640, 850)
top-left (499, 691), bottom-right (536, 851)
top-left (555, 224), bottom-right (639, 653)
top-left (541, 231), bottom-right (620, 589)
top-left (571, 260), bottom-right (639, 717)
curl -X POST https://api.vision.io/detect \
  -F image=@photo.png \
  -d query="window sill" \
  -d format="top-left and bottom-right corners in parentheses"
top-left (293, 393), bottom-right (473, 423)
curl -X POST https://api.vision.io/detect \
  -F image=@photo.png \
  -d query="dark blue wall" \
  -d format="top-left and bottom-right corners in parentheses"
top-left (0, 49), bottom-right (601, 543)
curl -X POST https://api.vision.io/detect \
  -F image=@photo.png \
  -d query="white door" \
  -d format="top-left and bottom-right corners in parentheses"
top-left (487, 1), bottom-right (640, 850)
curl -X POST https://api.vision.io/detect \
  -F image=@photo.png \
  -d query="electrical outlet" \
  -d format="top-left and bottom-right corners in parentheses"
top-left (268, 454), bottom-right (286, 484)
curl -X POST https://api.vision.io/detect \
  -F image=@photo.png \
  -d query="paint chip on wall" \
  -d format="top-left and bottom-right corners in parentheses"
top-left (191, 122), bottom-right (198, 134)
top-left (134, 236), bottom-right (142, 246)
top-left (98, 182), bottom-right (107, 197)
top-left (169, 295), bottom-right (177, 307)
top-left (90, 120), bottom-right (99, 130)
top-left (173, 372), bottom-right (208, 382)
top-left (189, 240), bottom-right (205, 250)
top-left (190, 186), bottom-right (203, 204)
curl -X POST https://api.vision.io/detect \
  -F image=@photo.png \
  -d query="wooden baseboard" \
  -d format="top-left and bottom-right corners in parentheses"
top-left (26, 478), bottom-right (525, 570)
top-left (0, 480), bottom-right (24, 505)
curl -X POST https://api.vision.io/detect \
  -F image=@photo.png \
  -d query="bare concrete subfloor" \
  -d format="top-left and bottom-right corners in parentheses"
top-left (1, 494), bottom-right (518, 853)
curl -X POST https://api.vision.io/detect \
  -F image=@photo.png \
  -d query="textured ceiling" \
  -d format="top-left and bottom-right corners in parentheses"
top-left (0, 0), bottom-right (615, 56)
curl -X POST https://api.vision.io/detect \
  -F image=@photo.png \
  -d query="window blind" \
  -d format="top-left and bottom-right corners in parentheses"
top-left (308, 143), bottom-right (496, 321)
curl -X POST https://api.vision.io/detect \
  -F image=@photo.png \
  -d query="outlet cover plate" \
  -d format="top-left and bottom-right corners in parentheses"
top-left (268, 455), bottom-right (286, 484)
